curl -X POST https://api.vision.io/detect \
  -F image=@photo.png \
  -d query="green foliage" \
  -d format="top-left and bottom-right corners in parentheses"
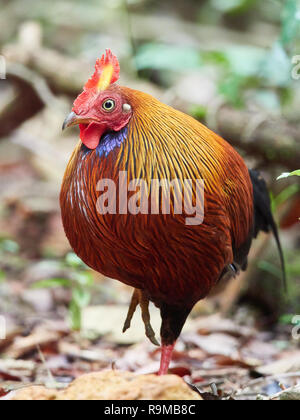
top-left (277, 169), bottom-right (300, 180)
top-left (218, 46), bottom-right (266, 78)
top-left (0, 237), bottom-right (22, 283)
top-left (286, 253), bottom-right (300, 277)
top-left (259, 42), bottom-right (291, 87)
top-left (279, 313), bottom-right (294, 325)
top-left (210, 0), bottom-right (256, 14)
top-left (68, 299), bottom-right (82, 331)
top-left (0, 238), bottom-right (21, 283)
top-left (133, 0), bottom-right (300, 108)
top-left (276, 169), bottom-right (300, 229)
top-left (32, 253), bottom-right (94, 331)
top-left (258, 249), bottom-right (300, 314)
top-left (65, 252), bottom-right (88, 269)
top-left (257, 260), bottom-right (283, 280)
top-left (135, 43), bottom-right (202, 72)
top-left (219, 75), bottom-right (252, 107)
top-left (74, 271), bottom-right (94, 287)
top-left (69, 285), bottom-right (92, 331)
top-left (0, 238), bottom-right (20, 254)
top-left (280, 0), bottom-right (300, 47)
top-left (32, 278), bottom-right (72, 288)
top-left (271, 183), bottom-right (300, 213)
top-left (0, 270), bottom-right (5, 283)
top-left (259, 0), bottom-right (300, 89)
top-left (189, 105), bottom-right (207, 120)
top-left (252, 89), bottom-right (281, 112)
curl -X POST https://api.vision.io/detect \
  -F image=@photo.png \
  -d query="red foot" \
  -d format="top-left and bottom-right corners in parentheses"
top-left (158, 343), bottom-right (175, 375)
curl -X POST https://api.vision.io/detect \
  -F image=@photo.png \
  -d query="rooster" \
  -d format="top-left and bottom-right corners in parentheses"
top-left (61, 50), bottom-right (285, 375)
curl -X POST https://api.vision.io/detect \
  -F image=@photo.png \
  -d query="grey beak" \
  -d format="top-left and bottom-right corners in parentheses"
top-left (62, 111), bottom-right (78, 131)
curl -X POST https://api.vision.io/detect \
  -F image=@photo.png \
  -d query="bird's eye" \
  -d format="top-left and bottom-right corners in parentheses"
top-left (102, 99), bottom-right (116, 112)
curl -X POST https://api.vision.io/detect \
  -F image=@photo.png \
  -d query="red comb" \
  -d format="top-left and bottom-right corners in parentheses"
top-left (85, 49), bottom-right (120, 91)
top-left (73, 49), bottom-right (120, 111)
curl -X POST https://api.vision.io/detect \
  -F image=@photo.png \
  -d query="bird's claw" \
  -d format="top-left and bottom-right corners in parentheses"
top-left (122, 289), bottom-right (160, 346)
top-left (122, 289), bottom-right (139, 333)
top-left (145, 324), bottom-right (160, 346)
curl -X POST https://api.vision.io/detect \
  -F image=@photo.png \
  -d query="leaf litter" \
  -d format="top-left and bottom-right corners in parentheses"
top-left (0, 289), bottom-right (299, 400)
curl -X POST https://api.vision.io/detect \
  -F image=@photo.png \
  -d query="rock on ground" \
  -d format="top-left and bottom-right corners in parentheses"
top-left (10, 370), bottom-right (202, 400)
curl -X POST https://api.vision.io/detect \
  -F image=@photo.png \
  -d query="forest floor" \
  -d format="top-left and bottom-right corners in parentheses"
top-left (0, 248), bottom-right (299, 400)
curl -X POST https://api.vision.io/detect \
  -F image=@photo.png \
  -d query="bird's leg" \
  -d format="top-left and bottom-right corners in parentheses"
top-left (158, 343), bottom-right (176, 376)
top-left (158, 303), bottom-right (192, 375)
top-left (139, 292), bottom-right (160, 346)
top-left (123, 289), bottom-right (159, 346)
top-left (123, 289), bottom-right (139, 333)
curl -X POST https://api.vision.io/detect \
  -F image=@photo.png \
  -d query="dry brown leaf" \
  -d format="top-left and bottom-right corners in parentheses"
top-left (0, 322), bottom-right (23, 351)
top-left (0, 359), bottom-right (36, 377)
top-left (190, 314), bottom-right (254, 338)
top-left (4, 327), bottom-right (62, 359)
top-left (58, 341), bottom-right (116, 363)
top-left (183, 332), bottom-right (240, 357)
top-left (256, 353), bottom-right (300, 376)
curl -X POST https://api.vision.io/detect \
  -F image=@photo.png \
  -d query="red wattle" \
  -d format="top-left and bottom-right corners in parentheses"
top-left (79, 123), bottom-right (106, 150)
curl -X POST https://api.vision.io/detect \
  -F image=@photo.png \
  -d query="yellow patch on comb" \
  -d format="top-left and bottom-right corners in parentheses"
top-left (97, 64), bottom-right (114, 91)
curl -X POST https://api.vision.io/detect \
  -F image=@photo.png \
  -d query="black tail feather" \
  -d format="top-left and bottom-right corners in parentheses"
top-left (249, 169), bottom-right (287, 291)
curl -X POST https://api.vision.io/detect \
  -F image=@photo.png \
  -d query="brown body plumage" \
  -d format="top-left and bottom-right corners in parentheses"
top-left (61, 86), bottom-right (252, 336)
top-left (61, 51), bottom-right (283, 374)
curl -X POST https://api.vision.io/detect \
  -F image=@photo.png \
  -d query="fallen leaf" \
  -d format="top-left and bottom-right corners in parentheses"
top-left (183, 332), bottom-right (240, 357)
top-left (4, 327), bottom-right (62, 359)
top-left (191, 314), bottom-right (254, 338)
top-left (256, 353), bottom-right (300, 376)
top-left (0, 388), bottom-right (9, 398)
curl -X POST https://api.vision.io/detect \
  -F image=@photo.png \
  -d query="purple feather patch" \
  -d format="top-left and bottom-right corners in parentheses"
top-left (96, 127), bottom-right (128, 158)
